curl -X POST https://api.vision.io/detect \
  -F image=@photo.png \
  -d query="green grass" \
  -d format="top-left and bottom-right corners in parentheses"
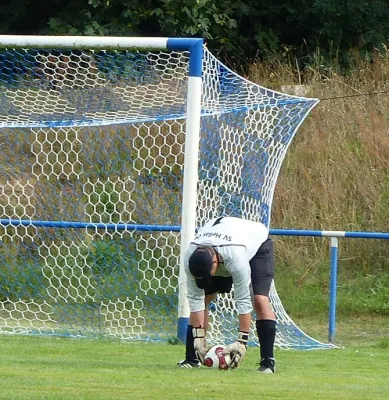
top-left (0, 330), bottom-right (388, 400)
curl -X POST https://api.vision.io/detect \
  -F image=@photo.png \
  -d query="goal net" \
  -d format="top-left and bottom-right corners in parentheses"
top-left (0, 36), bottom-right (334, 349)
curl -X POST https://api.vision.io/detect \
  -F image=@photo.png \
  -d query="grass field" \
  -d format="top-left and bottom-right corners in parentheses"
top-left (1, 316), bottom-right (388, 400)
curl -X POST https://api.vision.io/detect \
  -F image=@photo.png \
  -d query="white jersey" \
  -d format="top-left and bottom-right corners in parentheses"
top-left (184, 217), bottom-right (269, 315)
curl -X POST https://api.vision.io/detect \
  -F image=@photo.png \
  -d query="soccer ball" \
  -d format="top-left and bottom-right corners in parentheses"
top-left (203, 345), bottom-right (231, 370)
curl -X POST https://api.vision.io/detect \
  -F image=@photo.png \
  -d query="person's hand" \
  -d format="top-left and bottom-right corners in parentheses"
top-left (192, 326), bottom-right (206, 363)
top-left (222, 331), bottom-right (248, 369)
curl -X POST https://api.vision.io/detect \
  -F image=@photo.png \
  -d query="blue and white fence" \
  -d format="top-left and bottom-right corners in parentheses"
top-left (1, 218), bottom-right (387, 344)
top-left (271, 228), bottom-right (389, 342)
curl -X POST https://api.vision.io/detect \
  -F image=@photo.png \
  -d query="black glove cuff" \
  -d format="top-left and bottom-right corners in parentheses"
top-left (192, 326), bottom-right (205, 338)
top-left (237, 330), bottom-right (249, 346)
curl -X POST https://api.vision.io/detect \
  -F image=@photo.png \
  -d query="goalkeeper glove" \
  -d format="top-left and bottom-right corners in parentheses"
top-left (222, 331), bottom-right (248, 369)
top-left (192, 326), bottom-right (207, 364)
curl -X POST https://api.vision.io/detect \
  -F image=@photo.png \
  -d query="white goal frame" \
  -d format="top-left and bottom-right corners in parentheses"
top-left (0, 34), bottom-right (201, 342)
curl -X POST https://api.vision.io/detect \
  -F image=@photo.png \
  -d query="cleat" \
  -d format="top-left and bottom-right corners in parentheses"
top-left (177, 359), bottom-right (201, 368)
top-left (257, 358), bottom-right (275, 373)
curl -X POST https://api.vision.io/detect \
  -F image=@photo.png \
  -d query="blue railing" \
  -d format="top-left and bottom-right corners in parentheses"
top-left (1, 218), bottom-right (388, 343)
top-left (270, 229), bottom-right (389, 342)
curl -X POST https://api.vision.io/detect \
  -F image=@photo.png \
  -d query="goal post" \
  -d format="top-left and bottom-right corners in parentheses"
top-left (0, 35), bottom-right (334, 349)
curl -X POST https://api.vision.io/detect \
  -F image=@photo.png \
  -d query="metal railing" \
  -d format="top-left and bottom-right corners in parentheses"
top-left (270, 229), bottom-right (389, 342)
top-left (2, 218), bottom-right (388, 343)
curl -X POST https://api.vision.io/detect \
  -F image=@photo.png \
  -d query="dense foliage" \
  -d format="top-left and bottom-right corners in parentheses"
top-left (2, 0), bottom-right (389, 63)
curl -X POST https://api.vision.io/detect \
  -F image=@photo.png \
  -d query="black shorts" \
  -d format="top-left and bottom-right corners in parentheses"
top-left (249, 238), bottom-right (274, 296)
top-left (204, 238), bottom-right (274, 297)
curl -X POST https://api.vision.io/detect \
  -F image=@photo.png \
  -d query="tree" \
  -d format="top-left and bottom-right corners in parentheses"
top-left (1, 0), bottom-right (389, 64)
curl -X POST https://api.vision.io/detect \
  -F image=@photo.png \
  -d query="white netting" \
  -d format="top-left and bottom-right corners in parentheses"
top-left (0, 44), bottom-right (334, 349)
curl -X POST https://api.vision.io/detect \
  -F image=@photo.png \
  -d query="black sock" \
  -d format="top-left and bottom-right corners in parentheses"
top-left (256, 319), bottom-right (276, 359)
top-left (185, 324), bottom-right (197, 361)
